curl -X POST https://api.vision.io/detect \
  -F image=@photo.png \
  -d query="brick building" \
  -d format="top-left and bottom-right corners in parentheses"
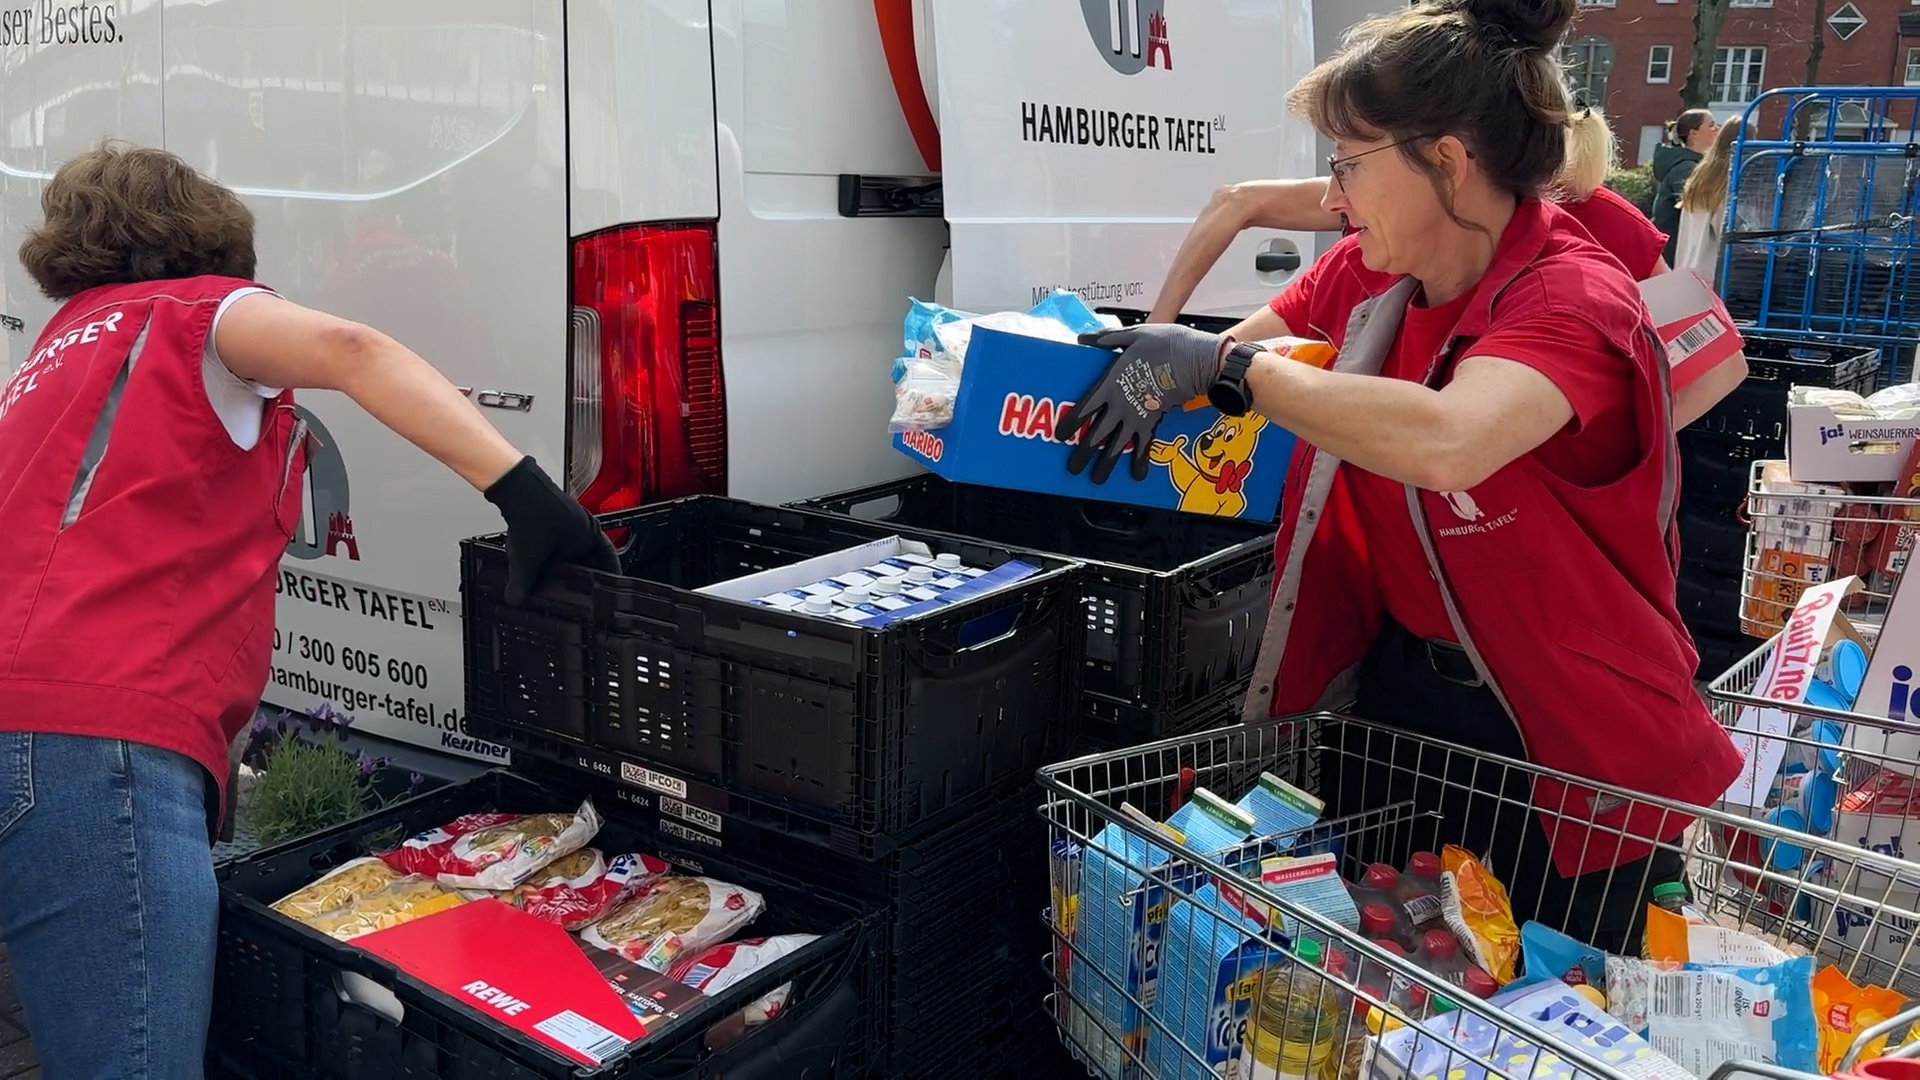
top-left (1564, 0), bottom-right (1920, 165)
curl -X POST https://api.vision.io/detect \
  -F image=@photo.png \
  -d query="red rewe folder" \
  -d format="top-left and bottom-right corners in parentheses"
top-left (353, 899), bottom-right (701, 1066)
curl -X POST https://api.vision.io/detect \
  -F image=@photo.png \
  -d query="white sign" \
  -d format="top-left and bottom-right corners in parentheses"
top-left (1723, 576), bottom-right (1860, 808)
top-left (265, 566), bottom-right (509, 764)
top-left (929, 0), bottom-right (1318, 316)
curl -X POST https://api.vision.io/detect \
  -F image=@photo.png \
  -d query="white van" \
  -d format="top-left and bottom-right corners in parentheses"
top-left (0, 0), bottom-right (1334, 760)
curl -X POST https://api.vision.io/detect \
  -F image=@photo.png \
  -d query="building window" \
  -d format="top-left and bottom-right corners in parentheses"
top-left (1729, 0), bottom-right (1773, 7)
top-left (1647, 44), bottom-right (1673, 83)
top-left (1563, 35), bottom-right (1614, 107)
top-left (1825, 2), bottom-right (1866, 40)
top-left (1578, 0), bottom-right (1616, 7)
top-left (1710, 46), bottom-right (1766, 105)
top-left (1907, 46), bottom-right (1920, 86)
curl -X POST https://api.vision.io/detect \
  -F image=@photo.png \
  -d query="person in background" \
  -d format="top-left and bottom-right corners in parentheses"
top-left (1675, 119), bottom-right (1746, 285)
top-left (1060, 0), bottom-right (1741, 955)
top-left (1652, 109), bottom-right (1719, 265)
top-left (1145, 104), bottom-right (1745, 429)
top-left (0, 142), bottom-right (619, 1078)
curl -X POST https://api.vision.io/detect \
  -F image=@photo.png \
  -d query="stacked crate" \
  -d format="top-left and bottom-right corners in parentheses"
top-left (458, 495), bottom-right (1093, 1075)
top-left (1675, 334), bottom-right (1880, 674)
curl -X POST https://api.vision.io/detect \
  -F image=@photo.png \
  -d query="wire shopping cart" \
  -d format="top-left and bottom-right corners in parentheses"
top-left (1039, 713), bottom-right (1920, 1080)
top-left (1708, 1004), bottom-right (1920, 1080)
top-left (1740, 459), bottom-right (1919, 638)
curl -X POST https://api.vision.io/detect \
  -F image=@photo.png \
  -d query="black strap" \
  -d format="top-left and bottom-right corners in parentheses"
top-left (1725, 212), bottom-right (1914, 242)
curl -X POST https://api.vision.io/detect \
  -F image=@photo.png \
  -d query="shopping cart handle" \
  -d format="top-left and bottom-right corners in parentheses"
top-left (1705, 1061), bottom-right (1823, 1080)
top-left (1840, 1004), bottom-right (1920, 1072)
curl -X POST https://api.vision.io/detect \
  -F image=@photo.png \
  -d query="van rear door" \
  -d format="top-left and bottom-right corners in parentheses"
top-left (927, 0), bottom-right (1319, 317)
top-left (160, 0), bottom-right (570, 760)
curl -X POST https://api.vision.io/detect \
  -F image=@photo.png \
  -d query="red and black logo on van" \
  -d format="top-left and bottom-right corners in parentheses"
top-left (1080, 0), bottom-right (1171, 74)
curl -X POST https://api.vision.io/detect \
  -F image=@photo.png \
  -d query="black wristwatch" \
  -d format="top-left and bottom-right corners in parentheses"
top-left (1209, 340), bottom-right (1261, 417)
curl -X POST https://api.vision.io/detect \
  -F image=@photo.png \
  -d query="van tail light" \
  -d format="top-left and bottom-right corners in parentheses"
top-left (567, 221), bottom-right (728, 519)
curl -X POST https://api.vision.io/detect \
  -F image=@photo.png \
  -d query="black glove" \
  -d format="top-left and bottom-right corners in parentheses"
top-left (1056, 324), bottom-right (1227, 483)
top-left (483, 456), bottom-right (621, 606)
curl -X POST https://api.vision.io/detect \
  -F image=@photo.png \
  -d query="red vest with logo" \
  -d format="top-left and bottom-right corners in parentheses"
top-left (0, 277), bottom-right (307, 817)
top-left (1246, 200), bottom-right (1741, 877)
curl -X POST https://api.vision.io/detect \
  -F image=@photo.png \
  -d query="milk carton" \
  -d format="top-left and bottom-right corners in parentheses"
top-left (1146, 880), bottom-right (1288, 1080)
top-left (1818, 769), bottom-right (1920, 965)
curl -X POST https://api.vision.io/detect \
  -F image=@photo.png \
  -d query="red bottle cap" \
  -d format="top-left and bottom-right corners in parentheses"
top-left (1421, 929), bottom-right (1459, 960)
top-left (1406, 983), bottom-right (1431, 1009)
top-left (1408, 851), bottom-right (1443, 879)
top-left (1356, 983), bottom-right (1386, 1015)
top-left (1363, 863), bottom-right (1400, 890)
top-left (1371, 938), bottom-right (1408, 957)
top-left (1361, 904), bottom-right (1398, 938)
top-left (1325, 946), bottom-right (1350, 977)
top-left (1465, 967), bottom-right (1499, 998)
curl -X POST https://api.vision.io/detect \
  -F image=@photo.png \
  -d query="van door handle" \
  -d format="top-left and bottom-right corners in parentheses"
top-left (1256, 251), bottom-right (1301, 274)
top-left (462, 390), bottom-right (534, 411)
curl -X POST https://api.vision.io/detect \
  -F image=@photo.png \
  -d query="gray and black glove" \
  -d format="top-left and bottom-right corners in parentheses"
top-left (484, 456), bottom-right (621, 605)
top-left (1056, 324), bottom-right (1226, 483)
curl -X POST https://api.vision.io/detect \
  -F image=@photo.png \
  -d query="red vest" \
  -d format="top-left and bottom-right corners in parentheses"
top-left (1245, 200), bottom-right (1741, 877)
top-left (0, 277), bottom-right (307, 818)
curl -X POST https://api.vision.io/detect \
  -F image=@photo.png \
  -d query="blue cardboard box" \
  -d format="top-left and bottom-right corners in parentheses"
top-left (892, 326), bottom-right (1296, 522)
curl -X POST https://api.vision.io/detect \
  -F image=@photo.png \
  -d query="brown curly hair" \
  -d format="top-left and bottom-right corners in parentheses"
top-left (18, 140), bottom-right (257, 301)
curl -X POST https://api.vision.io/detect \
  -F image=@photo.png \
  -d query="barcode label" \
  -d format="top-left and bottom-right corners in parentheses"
top-left (535, 1010), bottom-right (629, 1064)
top-left (661, 796), bottom-right (722, 834)
top-left (1404, 894), bottom-right (1444, 925)
top-left (1652, 971), bottom-right (1687, 1016)
top-left (1667, 313), bottom-right (1727, 362)
top-left (618, 761), bottom-right (688, 799)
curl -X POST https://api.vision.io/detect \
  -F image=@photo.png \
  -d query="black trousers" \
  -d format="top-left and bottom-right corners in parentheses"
top-left (1321, 619), bottom-right (1686, 957)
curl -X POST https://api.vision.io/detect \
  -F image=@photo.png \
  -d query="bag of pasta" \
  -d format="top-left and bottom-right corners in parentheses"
top-left (298, 876), bottom-right (469, 941)
top-left (271, 857), bottom-right (407, 922)
top-left (378, 801), bottom-right (603, 891)
top-left (483, 849), bottom-right (672, 932)
top-left (580, 875), bottom-right (767, 972)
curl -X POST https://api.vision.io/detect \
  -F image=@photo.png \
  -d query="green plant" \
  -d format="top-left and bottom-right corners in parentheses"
top-left (1603, 166), bottom-right (1656, 216)
top-left (241, 704), bottom-right (423, 846)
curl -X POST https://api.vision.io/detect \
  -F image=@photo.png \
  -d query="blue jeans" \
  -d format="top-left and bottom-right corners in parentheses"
top-left (0, 732), bottom-right (218, 1079)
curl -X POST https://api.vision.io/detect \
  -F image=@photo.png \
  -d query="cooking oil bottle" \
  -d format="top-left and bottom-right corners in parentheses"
top-left (1243, 938), bottom-right (1340, 1080)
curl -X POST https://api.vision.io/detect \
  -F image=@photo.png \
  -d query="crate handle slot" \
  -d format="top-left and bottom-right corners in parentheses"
top-left (1075, 501), bottom-right (1158, 538)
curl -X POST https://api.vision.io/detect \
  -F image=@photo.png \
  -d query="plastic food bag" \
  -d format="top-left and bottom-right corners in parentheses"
top-left (1439, 844), bottom-right (1520, 984)
top-left (889, 354), bottom-right (965, 432)
top-left (481, 849), bottom-right (671, 932)
top-left (271, 857), bottom-right (406, 921)
top-left (1812, 964), bottom-right (1913, 1073)
top-left (580, 876), bottom-right (768, 972)
top-left (1520, 920), bottom-right (1607, 989)
top-left (668, 934), bottom-right (820, 1027)
top-left (379, 802), bottom-right (603, 891)
top-left (1612, 953), bottom-right (1820, 1076)
top-left (299, 875), bottom-right (469, 941)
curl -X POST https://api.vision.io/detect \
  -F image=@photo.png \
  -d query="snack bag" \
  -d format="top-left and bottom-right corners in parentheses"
top-left (299, 875), bottom-right (469, 941)
top-left (1520, 920), bottom-right (1606, 989)
top-left (379, 801), bottom-right (603, 891)
top-left (1439, 844), bottom-right (1520, 983)
top-left (1643, 903), bottom-right (1792, 967)
top-left (1812, 964), bottom-right (1913, 1073)
top-left (483, 849), bottom-right (671, 932)
top-left (668, 934), bottom-right (820, 1027)
top-left (271, 857), bottom-right (405, 921)
top-left (580, 876), bottom-right (767, 972)
top-left (1634, 955), bottom-right (1821, 1076)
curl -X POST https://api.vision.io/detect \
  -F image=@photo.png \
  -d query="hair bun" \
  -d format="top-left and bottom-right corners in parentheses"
top-left (1457, 0), bottom-right (1576, 51)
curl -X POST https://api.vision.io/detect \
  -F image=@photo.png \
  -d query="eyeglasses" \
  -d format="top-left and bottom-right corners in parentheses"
top-left (1327, 135), bottom-right (1442, 191)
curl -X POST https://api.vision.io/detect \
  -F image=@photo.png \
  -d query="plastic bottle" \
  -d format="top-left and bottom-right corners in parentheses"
top-left (1324, 981), bottom-right (1386, 1080)
top-left (1350, 864), bottom-right (1410, 945)
top-left (1416, 928), bottom-right (1465, 981)
top-left (1359, 903), bottom-right (1408, 951)
top-left (1651, 881), bottom-right (1689, 914)
top-left (1365, 940), bottom-right (1430, 1014)
top-left (1243, 938), bottom-right (1340, 1080)
top-left (1399, 852), bottom-right (1445, 928)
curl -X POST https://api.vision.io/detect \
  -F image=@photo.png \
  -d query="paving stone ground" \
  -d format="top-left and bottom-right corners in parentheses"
top-left (0, 947), bottom-right (37, 1080)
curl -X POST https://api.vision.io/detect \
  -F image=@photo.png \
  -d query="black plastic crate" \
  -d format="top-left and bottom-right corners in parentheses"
top-left (584, 774), bottom-right (1052, 1077)
top-left (208, 770), bottom-right (874, 1080)
top-left (1691, 332), bottom-right (1882, 443)
top-left (462, 496), bottom-right (1082, 858)
top-left (789, 474), bottom-right (1274, 736)
top-left (1677, 429), bottom-right (1774, 511)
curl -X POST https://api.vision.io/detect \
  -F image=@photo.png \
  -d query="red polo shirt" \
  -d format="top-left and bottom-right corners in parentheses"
top-left (1560, 187), bottom-right (1668, 281)
top-left (1270, 217), bottom-right (1637, 643)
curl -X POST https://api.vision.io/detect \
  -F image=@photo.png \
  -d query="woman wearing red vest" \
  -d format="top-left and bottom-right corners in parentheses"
top-left (0, 144), bottom-right (616, 1077)
top-left (1062, 0), bottom-right (1741, 953)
